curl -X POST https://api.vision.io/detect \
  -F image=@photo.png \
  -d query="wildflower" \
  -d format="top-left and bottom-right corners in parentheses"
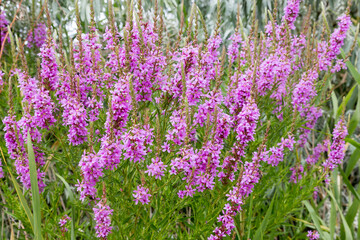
top-left (145, 157), bottom-right (167, 180)
top-left (289, 164), bottom-right (304, 183)
top-left (323, 119), bottom-right (347, 171)
top-left (122, 125), bottom-right (154, 163)
top-left (0, 12), bottom-right (9, 43)
top-left (166, 110), bottom-right (189, 145)
top-left (161, 142), bottom-right (171, 153)
top-left (133, 185), bottom-right (151, 205)
top-left (98, 137), bottom-right (122, 171)
top-left (233, 98), bottom-right (260, 158)
top-left (77, 150), bottom-right (104, 201)
top-left (40, 39), bottom-right (59, 91)
top-left (282, 0), bottom-right (301, 30)
top-left (0, 161), bottom-right (3, 178)
top-left (29, 82), bottom-right (56, 130)
top-left (59, 215), bottom-right (71, 233)
top-left (0, 70), bottom-right (4, 89)
top-left (307, 230), bottom-right (320, 240)
top-left (27, 23), bottom-right (46, 48)
top-left (306, 140), bottom-right (329, 165)
top-left (3, 113), bottom-right (31, 189)
top-left (327, 15), bottom-right (351, 61)
top-left (104, 75), bottom-right (132, 137)
top-left (93, 200), bottom-right (113, 238)
top-left (265, 136), bottom-right (295, 166)
top-left (60, 96), bottom-right (88, 145)
top-left (228, 33), bottom-right (242, 64)
top-left (210, 151), bottom-right (266, 239)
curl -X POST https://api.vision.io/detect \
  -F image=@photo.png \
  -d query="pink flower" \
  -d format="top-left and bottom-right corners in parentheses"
top-left (145, 157), bottom-right (167, 180)
top-left (133, 185), bottom-right (151, 205)
top-left (161, 142), bottom-right (171, 153)
top-left (59, 215), bottom-right (71, 233)
top-left (323, 119), bottom-right (347, 171)
top-left (93, 200), bottom-right (113, 238)
top-left (27, 23), bottom-right (46, 48)
top-left (307, 230), bottom-right (320, 240)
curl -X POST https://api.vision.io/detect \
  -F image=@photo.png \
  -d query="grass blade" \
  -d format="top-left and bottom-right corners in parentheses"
top-left (348, 86), bottom-right (360, 135)
top-left (0, 146), bottom-right (34, 231)
top-left (55, 173), bottom-right (75, 240)
top-left (345, 184), bottom-right (360, 229)
top-left (330, 197), bottom-right (336, 239)
top-left (345, 138), bottom-right (360, 150)
top-left (27, 131), bottom-right (42, 240)
top-left (7, 168), bottom-right (34, 231)
top-left (253, 192), bottom-right (276, 239)
top-left (341, 49), bottom-right (360, 86)
top-left (303, 200), bottom-right (330, 239)
top-left (340, 168), bottom-right (360, 202)
top-left (337, 85), bottom-right (356, 119)
top-left (345, 149), bottom-right (360, 177)
top-left (326, 188), bottom-right (353, 240)
top-left (246, 193), bottom-right (254, 239)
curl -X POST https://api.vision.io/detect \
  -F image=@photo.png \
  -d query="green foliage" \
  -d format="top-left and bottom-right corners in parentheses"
top-left (0, 0), bottom-right (360, 239)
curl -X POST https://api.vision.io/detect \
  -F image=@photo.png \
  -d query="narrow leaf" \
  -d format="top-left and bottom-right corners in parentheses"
top-left (340, 168), bottom-right (360, 202)
top-left (326, 189), bottom-right (354, 240)
top-left (254, 193), bottom-right (276, 239)
top-left (8, 169), bottom-right (34, 231)
top-left (27, 132), bottom-right (42, 240)
top-left (337, 85), bottom-right (356, 118)
top-left (56, 173), bottom-right (75, 240)
top-left (345, 149), bottom-right (360, 177)
top-left (303, 200), bottom-right (329, 239)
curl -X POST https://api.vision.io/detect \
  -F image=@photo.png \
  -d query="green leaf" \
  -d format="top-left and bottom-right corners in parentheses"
top-left (246, 193), bottom-right (254, 239)
top-left (341, 49), bottom-right (360, 86)
top-left (339, 169), bottom-right (360, 202)
top-left (345, 149), bottom-right (360, 177)
top-left (337, 85), bottom-right (356, 119)
top-left (330, 197), bottom-right (336, 239)
top-left (326, 188), bottom-right (353, 240)
top-left (27, 131), bottom-right (42, 240)
top-left (7, 168), bottom-right (34, 231)
top-left (303, 200), bottom-right (329, 239)
top-left (7, 26), bottom-right (15, 58)
top-left (253, 193), bottom-right (276, 239)
top-left (55, 173), bottom-right (76, 240)
top-left (346, 194), bottom-right (360, 228)
top-left (348, 87), bottom-right (360, 135)
top-left (345, 138), bottom-right (360, 150)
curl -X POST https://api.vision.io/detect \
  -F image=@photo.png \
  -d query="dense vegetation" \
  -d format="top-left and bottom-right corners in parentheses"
top-left (0, 0), bottom-right (360, 239)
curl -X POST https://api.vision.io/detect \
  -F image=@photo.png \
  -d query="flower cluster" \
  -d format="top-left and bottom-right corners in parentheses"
top-left (60, 96), bottom-right (88, 145)
top-left (323, 119), bottom-right (348, 171)
top-left (27, 22), bottom-right (46, 48)
top-left (0, 70), bottom-right (4, 89)
top-left (210, 151), bottom-right (266, 239)
top-left (0, 12), bottom-right (9, 44)
top-left (306, 140), bottom-right (330, 165)
top-left (3, 113), bottom-right (31, 189)
top-left (59, 215), bottom-right (71, 233)
top-left (0, 0), bottom-right (352, 238)
top-left (133, 185), bottom-right (151, 205)
top-left (122, 125), bottom-right (154, 163)
top-left (104, 75), bottom-right (132, 137)
top-left (77, 150), bottom-right (104, 201)
top-left (93, 200), bottom-right (113, 238)
top-left (307, 230), bottom-right (320, 240)
top-left (145, 157), bottom-right (167, 180)
top-left (40, 38), bottom-right (59, 91)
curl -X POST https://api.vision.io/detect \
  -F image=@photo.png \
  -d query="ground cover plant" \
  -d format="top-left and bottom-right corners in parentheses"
top-left (0, 0), bottom-right (359, 239)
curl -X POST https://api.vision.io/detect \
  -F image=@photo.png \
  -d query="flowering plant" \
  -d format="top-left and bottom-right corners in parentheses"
top-left (0, 0), bottom-right (355, 239)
